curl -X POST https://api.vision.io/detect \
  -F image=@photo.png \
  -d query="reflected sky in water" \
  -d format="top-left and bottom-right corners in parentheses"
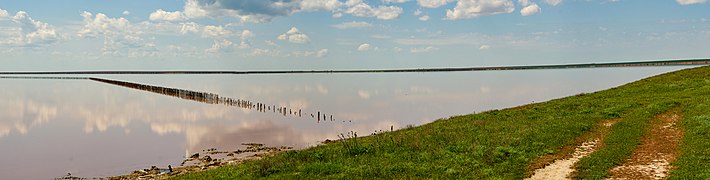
top-left (0, 67), bottom-right (691, 179)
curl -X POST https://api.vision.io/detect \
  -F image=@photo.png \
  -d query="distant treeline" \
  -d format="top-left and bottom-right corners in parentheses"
top-left (1, 58), bottom-right (709, 75)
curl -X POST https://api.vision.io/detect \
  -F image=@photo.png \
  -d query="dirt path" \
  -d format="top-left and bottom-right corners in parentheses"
top-left (607, 110), bottom-right (683, 180)
top-left (526, 140), bottom-right (599, 180)
top-left (526, 119), bottom-right (619, 180)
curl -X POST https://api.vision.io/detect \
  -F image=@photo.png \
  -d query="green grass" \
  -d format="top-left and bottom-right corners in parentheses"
top-left (573, 101), bottom-right (678, 179)
top-left (172, 66), bottom-right (710, 179)
top-left (669, 96), bottom-right (710, 178)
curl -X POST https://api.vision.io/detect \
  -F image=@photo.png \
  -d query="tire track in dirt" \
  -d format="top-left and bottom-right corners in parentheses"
top-left (606, 110), bottom-right (683, 180)
top-left (526, 119), bottom-right (620, 180)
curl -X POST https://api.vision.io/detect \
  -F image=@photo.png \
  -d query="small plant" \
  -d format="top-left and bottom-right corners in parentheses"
top-left (338, 131), bottom-right (368, 156)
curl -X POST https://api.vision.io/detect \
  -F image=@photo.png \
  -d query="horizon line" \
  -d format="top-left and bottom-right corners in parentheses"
top-left (1, 58), bottom-right (709, 75)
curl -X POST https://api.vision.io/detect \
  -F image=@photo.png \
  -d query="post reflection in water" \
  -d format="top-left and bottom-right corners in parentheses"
top-left (89, 77), bottom-right (341, 123)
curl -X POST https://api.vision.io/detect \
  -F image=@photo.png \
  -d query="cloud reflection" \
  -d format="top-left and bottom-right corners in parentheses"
top-left (0, 99), bottom-right (57, 138)
top-left (150, 120), bottom-right (321, 153)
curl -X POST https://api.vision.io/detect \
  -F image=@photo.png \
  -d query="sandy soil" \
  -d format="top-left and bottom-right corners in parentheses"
top-left (526, 140), bottom-right (600, 180)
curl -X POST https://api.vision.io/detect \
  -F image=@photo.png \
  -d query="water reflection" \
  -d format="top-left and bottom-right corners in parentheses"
top-left (0, 67), bottom-right (692, 179)
top-left (0, 99), bottom-right (58, 138)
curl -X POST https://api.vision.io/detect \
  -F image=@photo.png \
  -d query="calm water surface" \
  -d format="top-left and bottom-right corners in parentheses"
top-left (0, 67), bottom-right (689, 178)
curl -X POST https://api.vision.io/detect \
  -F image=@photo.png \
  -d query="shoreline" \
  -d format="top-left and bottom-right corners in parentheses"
top-left (56, 144), bottom-right (294, 179)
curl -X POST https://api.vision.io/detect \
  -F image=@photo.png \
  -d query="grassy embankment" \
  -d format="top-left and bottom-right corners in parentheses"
top-left (173, 66), bottom-right (710, 179)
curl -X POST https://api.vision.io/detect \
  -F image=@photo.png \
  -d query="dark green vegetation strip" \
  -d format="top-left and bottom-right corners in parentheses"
top-left (0, 58), bottom-right (709, 75)
top-left (172, 66), bottom-right (710, 179)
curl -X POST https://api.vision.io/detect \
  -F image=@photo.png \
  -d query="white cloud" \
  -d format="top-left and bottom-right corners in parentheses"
top-left (241, 30), bottom-right (254, 39)
top-left (332, 13), bottom-right (344, 18)
top-left (445, 0), bottom-right (516, 20)
top-left (205, 39), bottom-right (234, 53)
top-left (346, 0), bottom-right (362, 6)
top-left (0, 8), bottom-right (9, 19)
top-left (202, 25), bottom-right (232, 38)
top-left (414, 9), bottom-right (423, 16)
top-left (178, 22), bottom-right (234, 38)
top-left (248, 48), bottom-right (282, 57)
top-left (677, 0), bottom-right (707, 5)
top-left (180, 22), bottom-right (200, 34)
top-left (520, 3), bottom-right (540, 16)
top-left (238, 29), bottom-right (254, 49)
top-left (277, 27), bottom-right (310, 44)
top-left (519, 0), bottom-right (531, 6)
top-left (78, 11), bottom-right (132, 38)
top-left (1, 11), bottom-right (60, 47)
top-left (345, 0), bottom-right (404, 20)
top-left (544, 0), bottom-right (562, 6)
top-left (357, 43), bottom-right (371, 51)
top-left (175, 21), bottom-right (251, 51)
top-left (418, 0), bottom-right (454, 8)
top-left (414, 9), bottom-right (430, 21)
top-left (331, 21), bottom-right (374, 29)
top-left (315, 49), bottom-right (329, 57)
top-left (77, 12), bottom-right (155, 56)
top-left (183, 0), bottom-right (209, 18)
top-left (265, 40), bottom-right (279, 46)
top-left (149, 9), bottom-right (188, 21)
top-left (410, 46), bottom-right (439, 53)
top-left (122, 11), bottom-right (131, 15)
top-left (300, 0), bottom-right (344, 11)
top-left (479, 44), bottom-right (490, 50)
top-left (383, 0), bottom-right (411, 3)
top-left (419, 15), bottom-right (431, 21)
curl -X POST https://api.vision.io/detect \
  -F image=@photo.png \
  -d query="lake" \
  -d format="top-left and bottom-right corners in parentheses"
top-left (0, 67), bottom-right (690, 179)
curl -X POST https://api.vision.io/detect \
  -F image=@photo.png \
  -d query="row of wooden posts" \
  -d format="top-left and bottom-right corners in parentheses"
top-left (91, 78), bottom-right (342, 123)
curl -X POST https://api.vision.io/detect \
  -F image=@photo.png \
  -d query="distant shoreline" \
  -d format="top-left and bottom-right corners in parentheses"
top-left (1, 58), bottom-right (708, 75)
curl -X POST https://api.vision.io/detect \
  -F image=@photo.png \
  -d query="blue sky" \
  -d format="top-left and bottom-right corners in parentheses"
top-left (0, 0), bottom-right (709, 70)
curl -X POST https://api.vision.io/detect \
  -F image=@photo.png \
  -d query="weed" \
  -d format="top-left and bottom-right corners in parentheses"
top-left (338, 131), bottom-right (368, 156)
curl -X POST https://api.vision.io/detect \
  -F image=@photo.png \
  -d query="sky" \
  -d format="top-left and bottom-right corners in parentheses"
top-left (0, 0), bottom-right (709, 70)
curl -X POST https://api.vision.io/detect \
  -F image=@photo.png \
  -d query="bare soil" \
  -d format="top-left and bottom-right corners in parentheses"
top-left (526, 118), bottom-right (620, 180)
top-left (607, 110), bottom-right (683, 180)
